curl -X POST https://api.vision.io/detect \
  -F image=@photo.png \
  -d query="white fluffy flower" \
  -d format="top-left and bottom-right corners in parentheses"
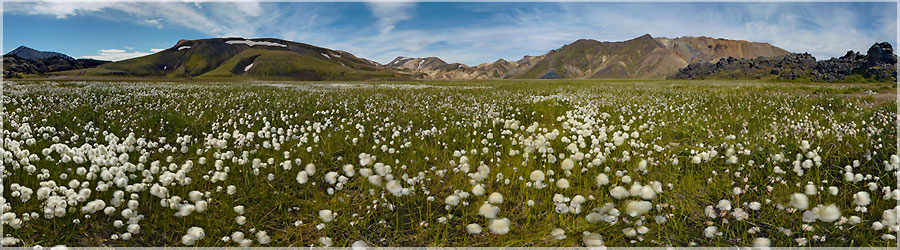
top-left (637, 159), bottom-right (648, 171)
top-left (529, 170), bottom-right (545, 182)
top-left (342, 164), bottom-right (355, 177)
top-left (610, 186), bottom-right (630, 199)
top-left (488, 192), bottom-right (503, 204)
top-left (790, 193), bottom-right (809, 210)
top-left (561, 158), bottom-right (575, 171)
top-left (479, 203), bottom-right (499, 219)
top-left (352, 240), bottom-right (368, 249)
top-left (753, 237), bottom-right (771, 248)
top-left (749, 201), bottom-right (762, 211)
top-left (815, 204), bottom-right (841, 222)
top-left (305, 163), bottom-right (317, 176)
top-left (704, 226), bottom-right (718, 238)
top-left (853, 192), bottom-right (871, 206)
top-left (296, 171), bottom-right (309, 184)
top-left (550, 228), bottom-right (566, 240)
top-left (556, 178), bottom-right (570, 189)
top-left (596, 173), bottom-right (609, 186)
top-left (625, 200), bottom-right (652, 217)
top-left (583, 232), bottom-right (604, 247)
top-left (181, 227), bottom-right (205, 246)
top-left (489, 218), bottom-right (511, 235)
top-left (444, 195), bottom-right (460, 206)
top-left (472, 184), bottom-right (485, 196)
top-left (318, 236), bottom-right (332, 247)
top-left (640, 186), bottom-right (656, 200)
top-left (319, 210), bottom-right (334, 222)
top-left (386, 180), bottom-right (403, 197)
top-left (716, 199), bottom-right (732, 211)
top-left (804, 183), bottom-right (817, 195)
top-left (325, 171), bottom-right (339, 185)
top-left (466, 223), bottom-right (482, 234)
top-left (256, 231), bottom-right (271, 245)
top-left (848, 216), bottom-right (862, 224)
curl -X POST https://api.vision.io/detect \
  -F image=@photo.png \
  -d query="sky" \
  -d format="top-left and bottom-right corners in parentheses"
top-left (2, 1), bottom-right (897, 65)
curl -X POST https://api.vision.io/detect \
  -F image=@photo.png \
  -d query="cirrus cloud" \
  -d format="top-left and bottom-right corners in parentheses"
top-left (81, 48), bottom-right (162, 61)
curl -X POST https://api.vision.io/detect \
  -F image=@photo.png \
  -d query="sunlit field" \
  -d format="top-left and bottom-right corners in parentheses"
top-left (1, 80), bottom-right (897, 247)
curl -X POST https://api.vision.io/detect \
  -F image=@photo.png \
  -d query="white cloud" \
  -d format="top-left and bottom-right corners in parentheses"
top-left (143, 19), bottom-right (162, 29)
top-left (5, 2), bottom-right (262, 38)
top-left (81, 48), bottom-right (161, 61)
top-left (14, 2), bottom-right (117, 18)
top-left (366, 2), bottom-right (415, 34)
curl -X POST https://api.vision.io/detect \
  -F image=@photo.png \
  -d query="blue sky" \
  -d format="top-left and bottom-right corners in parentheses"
top-left (3, 1), bottom-right (896, 65)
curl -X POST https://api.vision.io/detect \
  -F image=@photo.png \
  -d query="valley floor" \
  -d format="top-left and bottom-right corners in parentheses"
top-left (1, 79), bottom-right (897, 247)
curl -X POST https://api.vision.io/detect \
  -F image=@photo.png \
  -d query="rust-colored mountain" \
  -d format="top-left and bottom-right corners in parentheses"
top-left (389, 34), bottom-right (790, 79)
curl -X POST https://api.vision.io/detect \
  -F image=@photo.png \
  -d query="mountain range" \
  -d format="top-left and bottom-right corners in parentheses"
top-left (3, 34), bottom-right (894, 82)
top-left (387, 34), bottom-right (790, 80)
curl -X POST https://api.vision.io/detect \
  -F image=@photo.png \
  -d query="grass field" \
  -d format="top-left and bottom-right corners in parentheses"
top-left (1, 79), bottom-right (897, 247)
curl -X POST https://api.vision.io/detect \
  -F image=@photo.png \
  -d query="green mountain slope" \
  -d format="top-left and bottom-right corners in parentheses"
top-left (65, 38), bottom-right (397, 80)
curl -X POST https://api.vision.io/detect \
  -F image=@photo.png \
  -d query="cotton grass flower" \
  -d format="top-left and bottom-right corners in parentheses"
top-left (853, 192), bottom-right (871, 206)
top-left (319, 210), bottom-right (334, 222)
top-left (749, 202), bottom-right (762, 211)
top-left (489, 218), bottom-right (511, 235)
top-left (790, 193), bottom-right (809, 210)
top-left (610, 186), bottom-right (629, 199)
top-left (444, 195), bottom-right (460, 207)
top-left (640, 186), bottom-right (656, 200)
top-left (716, 200), bottom-right (732, 211)
top-left (181, 227), bottom-right (205, 246)
top-left (814, 204), bottom-right (841, 222)
top-left (753, 237), bottom-right (771, 248)
top-left (352, 240), bottom-right (368, 249)
top-left (582, 232), bottom-right (604, 247)
top-left (479, 203), bottom-right (500, 219)
top-left (256, 231), bottom-right (271, 245)
top-left (472, 184), bottom-right (485, 196)
top-left (386, 180), bottom-right (403, 197)
top-left (550, 228), bottom-right (566, 240)
top-left (596, 173), bottom-right (609, 186)
top-left (296, 171), bottom-right (309, 184)
top-left (529, 170), bottom-right (545, 182)
top-left (466, 223), bottom-right (482, 234)
top-left (488, 192), bottom-right (503, 204)
top-left (318, 236), bottom-right (332, 247)
top-left (704, 226), bottom-right (718, 238)
top-left (561, 158), bottom-right (575, 171)
top-left (556, 178), bottom-right (570, 189)
top-left (625, 200), bottom-right (652, 217)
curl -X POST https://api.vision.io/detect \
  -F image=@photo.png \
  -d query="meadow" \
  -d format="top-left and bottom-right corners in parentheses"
top-left (1, 79), bottom-right (897, 247)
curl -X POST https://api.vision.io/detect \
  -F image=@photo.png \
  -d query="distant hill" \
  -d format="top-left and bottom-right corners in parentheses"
top-left (387, 34), bottom-right (790, 80)
top-left (3, 47), bottom-right (109, 78)
top-left (6, 46), bottom-right (72, 60)
top-left (64, 38), bottom-right (399, 80)
top-left (668, 42), bottom-right (897, 82)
